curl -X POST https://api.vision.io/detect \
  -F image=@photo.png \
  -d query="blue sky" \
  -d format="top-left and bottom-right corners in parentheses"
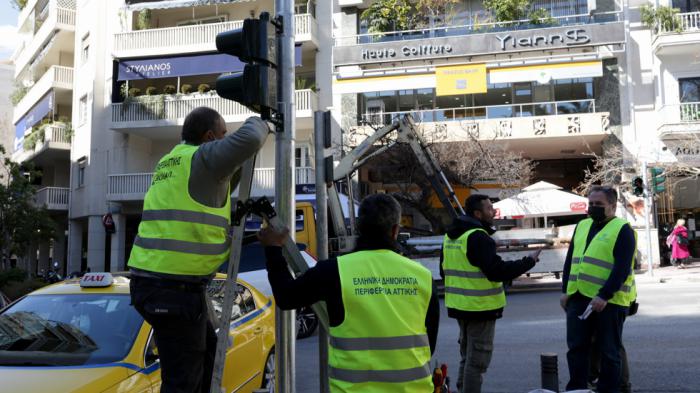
top-left (0, 2), bottom-right (19, 60)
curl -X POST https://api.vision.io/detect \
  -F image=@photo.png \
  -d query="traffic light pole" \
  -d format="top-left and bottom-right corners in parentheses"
top-left (641, 161), bottom-right (655, 277)
top-left (275, 0), bottom-right (296, 392)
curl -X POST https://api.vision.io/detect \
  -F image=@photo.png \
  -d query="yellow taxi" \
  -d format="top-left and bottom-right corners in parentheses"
top-left (0, 272), bottom-right (275, 393)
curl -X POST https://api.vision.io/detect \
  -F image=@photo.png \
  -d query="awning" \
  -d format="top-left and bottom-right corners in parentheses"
top-left (125, 0), bottom-right (251, 12)
top-left (14, 92), bottom-right (54, 150)
top-left (117, 48), bottom-right (302, 81)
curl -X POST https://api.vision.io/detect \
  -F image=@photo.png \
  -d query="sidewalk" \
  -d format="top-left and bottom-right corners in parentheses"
top-left (636, 259), bottom-right (700, 284)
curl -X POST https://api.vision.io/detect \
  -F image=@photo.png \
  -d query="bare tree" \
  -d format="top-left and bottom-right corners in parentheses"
top-left (341, 121), bottom-right (534, 232)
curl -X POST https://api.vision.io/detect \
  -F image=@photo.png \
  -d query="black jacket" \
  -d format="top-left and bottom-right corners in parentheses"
top-left (440, 215), bottom-right (536, 320)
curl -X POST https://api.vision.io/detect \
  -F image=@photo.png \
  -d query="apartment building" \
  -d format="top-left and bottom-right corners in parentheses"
top-left (0, 61), bottom-right (14, 159)
top-left (12, 0), bottom-right (332, 274)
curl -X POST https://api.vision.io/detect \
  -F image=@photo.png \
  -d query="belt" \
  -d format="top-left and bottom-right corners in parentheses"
top-left (131, 276), bottom-right (207, 293)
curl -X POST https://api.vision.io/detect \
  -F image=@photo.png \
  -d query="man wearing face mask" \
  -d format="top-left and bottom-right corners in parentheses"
top-left (561, 185), bottom-right (637, 393)
top-left (441, 194), bottom-right (540, 393)
top-left (128, 107), bottom-right (271, 393)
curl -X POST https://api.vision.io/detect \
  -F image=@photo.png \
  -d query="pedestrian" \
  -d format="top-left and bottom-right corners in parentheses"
top-left (441, 194), bottom-right (540, 393)
top-left (670, 219), bottom-right (690, 269)
top-left (128, 107), bottom-right (270, 393)
top-left (258, 194), bottom-right (440, 393)
top-left (561, 185), bottom-right (637, 393)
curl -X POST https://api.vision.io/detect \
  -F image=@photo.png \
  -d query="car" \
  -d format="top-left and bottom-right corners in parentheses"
top-left (0, 272), bottom-right (276, 393)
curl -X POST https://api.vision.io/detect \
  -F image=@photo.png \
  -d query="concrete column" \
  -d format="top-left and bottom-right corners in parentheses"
top-left (110, 213), bottom-right (127, 271)
top-left (38, 241), bottom-right (51, 274)
top-left (87, 215), bottom-right (106, 273)
top-left (54, 226), bottom-right (67, 276)
top-left (27, 242), bottom-right (38, 277)
top-left (67, 219), bottom-right (83, 274)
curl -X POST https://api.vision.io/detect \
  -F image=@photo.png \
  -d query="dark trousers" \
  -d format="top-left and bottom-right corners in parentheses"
top-left (456, 319), bottom-right (496, 393)
top-left (130, 278), bottom-right (217, 393)
top-left (590, 340), bottom-right (631, 393)
top-left (566, 293), bottom-right (627, 393)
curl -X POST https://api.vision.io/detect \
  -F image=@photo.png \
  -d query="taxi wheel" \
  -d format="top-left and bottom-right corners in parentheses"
top-left (261, 349), bottom-right (275, 393)
top-left (296, 306), bottom-right (318, 339)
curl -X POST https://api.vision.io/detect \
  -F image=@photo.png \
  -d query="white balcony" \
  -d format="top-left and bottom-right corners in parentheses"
top-left (13, 66), bottom-right (73, 125)
top-left (653, 12), bottom-right (700, 55)
top-left (33, 187), bottom-right (70, 211)
top-left (12, 123), bottom-right (72, 165)
top-left (113, 14), bottom-right (318, 58)
top-left (107, 167), bottom-right (315, 201)
top-left (356, 99), bottom-right (611, 159)
top-left (658, 102), bottom-right (700, 137)
top-left (14, 4), bottom-right (76, 78)
top-left (111, 89), bottom-right (317, 137)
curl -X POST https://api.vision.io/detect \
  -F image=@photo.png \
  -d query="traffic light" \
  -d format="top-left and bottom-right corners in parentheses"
top-left (215, 12), bottom-right (277, 120)
top-left (632, 177), bottom-right (644, 197)
top-left (650, 167), bottom-right (666, 193)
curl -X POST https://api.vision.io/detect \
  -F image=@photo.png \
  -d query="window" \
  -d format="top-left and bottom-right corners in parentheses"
top-left (679, 77), bottom-right (700, 103)
top-left (207, 281), bottom-right (257, 322)
top-left (77, 165), bottom-right (85, 187)
top-left (176, 15), bottom-right (228, 27)
top-left (80, 33), bottom-right (89, 65)
top-left (79, 95), bottom-right (88, 125)
top-left (671, 0), bottom-right (700, 13)
top-left (295, 145), bottom-right (310, 167)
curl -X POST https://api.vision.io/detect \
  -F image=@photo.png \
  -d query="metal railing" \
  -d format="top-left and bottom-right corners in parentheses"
top-left (112, 89), bottom-right (317, 123)
top-left (14, 66), bottom-right (74, 124)
top-left (114, 14), bottom-right (316, 52)
top-left (335, 11), bottom-right (621, 45)
top-left (659, 102), bottom-right (700, 124)
top-left (108, 167), bottom-right (315, 199)
top-left (34, 187), bottom-right (69, 210)
top-left (360, 99), bottom-right (596, 125)
top-left (658, 11), bottom-right (700, 33)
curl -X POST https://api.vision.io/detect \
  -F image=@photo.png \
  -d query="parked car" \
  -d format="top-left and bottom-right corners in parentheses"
top-left (0, 272), bottom-right (275, 393)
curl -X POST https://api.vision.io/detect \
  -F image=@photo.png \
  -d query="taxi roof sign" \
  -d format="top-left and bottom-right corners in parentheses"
top-left (79, 273), bottom-right (114, 288)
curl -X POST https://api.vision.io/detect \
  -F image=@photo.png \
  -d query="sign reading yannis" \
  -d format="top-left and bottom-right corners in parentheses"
top-left (334, 22), bottom-right (624, 66)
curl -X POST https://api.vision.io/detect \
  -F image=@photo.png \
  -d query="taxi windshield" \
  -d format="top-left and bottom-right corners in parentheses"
top-left (0, 294), bottom-right (143, 366)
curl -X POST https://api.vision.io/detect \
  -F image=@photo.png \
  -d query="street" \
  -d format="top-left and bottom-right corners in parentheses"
top-left (296, 274), bottom-right (700, 392)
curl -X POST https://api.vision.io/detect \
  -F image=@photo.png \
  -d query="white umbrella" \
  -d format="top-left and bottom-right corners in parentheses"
top-left (493, 181), bottom-right (588, 219)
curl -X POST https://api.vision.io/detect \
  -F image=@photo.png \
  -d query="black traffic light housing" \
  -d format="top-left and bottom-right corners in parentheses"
top-left (215, 12), bottom-right (278, 122)
top-left (632, 177), bottom-right (644, 197)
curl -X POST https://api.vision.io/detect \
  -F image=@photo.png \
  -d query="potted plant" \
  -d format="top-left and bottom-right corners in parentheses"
top-left (197, 83), bottom-right (211, 94)
top-left (181, 84), bottom-right (193, 94)
top-left (145, 86), bottom-right (158, 96)
top-left (163, 84), bottom-right (177, 95)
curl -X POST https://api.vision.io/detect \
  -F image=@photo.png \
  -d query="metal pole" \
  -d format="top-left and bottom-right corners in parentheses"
top-left (275, 0), bottom-right (296, 391)
top-left (314, 111), bottom-right (330, 393)
top-left (641, 161), bottom-right (654, 277)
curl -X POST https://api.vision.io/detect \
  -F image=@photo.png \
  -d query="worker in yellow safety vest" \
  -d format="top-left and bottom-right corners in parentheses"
top-left (128, 107), bottom-right (271, 393)
top-left (258, 194), bottom-right (440, 393)
top-left (561, 185), bottom-right (637, 393)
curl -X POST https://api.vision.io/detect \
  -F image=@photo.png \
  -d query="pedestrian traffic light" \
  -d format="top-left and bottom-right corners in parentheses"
top-left (215, 12), bottom-right (277, 121)
top-left (632, 177), bottom-right (644, 197)
top-left (650, 167), bottom-right (666, 193)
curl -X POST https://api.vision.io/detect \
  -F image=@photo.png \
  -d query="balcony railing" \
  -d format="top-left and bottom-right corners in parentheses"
top-left (107, 167), bottom-right (315, 201)
top-left (361, 99), bottom-right (596, 125)
top-left (112, 89), bottom-right (317, 125)
top-left (659, 11), bottom-right (700, 34)
top-left (114, 14), bottom-right (316, 54)
top-left (658, 102), bottom-right (700, 130)
top-left (336, 11), bottom-right (621, 46)
top-left (14, 66), bottom-right (74, 124)
top-left (12, 123), bottom-right (71, 163)
top-left (14, 6), bottom-right (76, 75)
top-left (33, 187), bottom-right (69, 211)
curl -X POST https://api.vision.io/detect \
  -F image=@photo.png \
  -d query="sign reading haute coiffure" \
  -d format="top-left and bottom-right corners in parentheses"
top-left (334, 22), bottom-right (625, 66)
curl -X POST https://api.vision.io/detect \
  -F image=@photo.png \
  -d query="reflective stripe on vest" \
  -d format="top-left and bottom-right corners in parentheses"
top-left (128, 144), bottom-right (231, 276)
top-left (442, 229), bottom-right (506, 312)
top-left (330, 249), bottom-right (433, 393)
top-left (566, 217), bottom-right (637, 307)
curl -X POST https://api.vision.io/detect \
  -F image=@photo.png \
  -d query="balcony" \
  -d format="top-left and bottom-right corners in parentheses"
top-left (658, 102), bottom-right (700, 137)
top-left (111, 89), bottom-right (317, 136)
top-left (33, 187), bottom-right (70, 211)
top-left (14, 3), bottom-right (76, 77)
top-left (13, 66), bottom-right (73, 125)
top-left (113, 14), bottom-right (318, 59)
top-left (356, 99), bottom-right (611, 159)
top-left (12, 123), bottom-right (72, 165)
top-left (652, 12), bottom-right (700, 56)
top-left (107, 167), bottom-right (315, 201)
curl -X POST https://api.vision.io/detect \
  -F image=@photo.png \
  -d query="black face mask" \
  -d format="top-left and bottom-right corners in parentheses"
top-left (588, 206), bottom-right (607, 223)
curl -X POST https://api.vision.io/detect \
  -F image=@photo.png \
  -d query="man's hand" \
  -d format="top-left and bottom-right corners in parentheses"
top-left (529, 248), bottom-right (542, 262)
top-left (560, 294), bottom-right (569, 311)
top-left (590, 296), bottom-right (608, 312)
top-left (257, 226), bottom-right (289, 247)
